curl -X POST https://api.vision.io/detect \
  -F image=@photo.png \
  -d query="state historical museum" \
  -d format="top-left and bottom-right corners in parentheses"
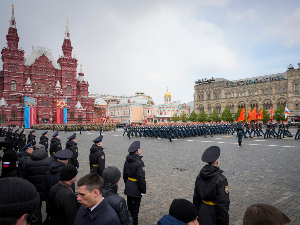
top-left (0, 6), bottom-right (94, 127)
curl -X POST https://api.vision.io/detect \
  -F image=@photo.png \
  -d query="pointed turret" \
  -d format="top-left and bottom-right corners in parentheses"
top-left (6, 4), bottom-right (20, 50)
top-left (62, 19), bottom-right (73, 58)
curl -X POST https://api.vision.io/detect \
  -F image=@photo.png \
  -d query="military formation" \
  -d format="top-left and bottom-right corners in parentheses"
top-left (32, 123), bottom-right (117, 132)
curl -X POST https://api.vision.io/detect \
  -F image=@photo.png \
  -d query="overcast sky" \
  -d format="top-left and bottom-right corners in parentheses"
top-left (1, 0), bottom-right (300, 104)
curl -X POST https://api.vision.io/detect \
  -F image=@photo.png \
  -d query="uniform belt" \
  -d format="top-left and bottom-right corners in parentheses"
top-left (202, 200), bottom-right (216, 206)
top-left (52, 152), bottom-right (55, 155)
top-left (93, 164), bottom-right (98, 167)
top-left (128, 177), bottom-right (137, 181)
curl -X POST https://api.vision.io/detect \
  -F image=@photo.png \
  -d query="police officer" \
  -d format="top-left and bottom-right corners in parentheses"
top-left (27, 129), bottom-right (36, 150)
top-left (123, 141), bottom-right (146, 225)
top-left (66, 133), bottom-right (79, 168)
top-left (237, 122), bottom-right (244, 147)
top-left (50, 131), bottom-right (62, 157)
top-left (193, 146), bottom-right (230, 225)
top-left (39, 131), bottom-right (49, 153)
top-left (89, 135), bottom-right (105, 177)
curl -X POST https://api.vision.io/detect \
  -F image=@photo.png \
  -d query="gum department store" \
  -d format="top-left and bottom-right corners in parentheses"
top-left (194, 63), bottom-right (300, 120)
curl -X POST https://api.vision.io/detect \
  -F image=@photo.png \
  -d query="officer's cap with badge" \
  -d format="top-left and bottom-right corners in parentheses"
top-left (21, 141), bottom-right (33, 152)
top-left (52, 131), bottom-right (59, 137)
top-left (42, 131), bottom-right (48, 135)
top-left (67, 133), bottom-right (76, 140)
top-left (55, 149), bottom-right (73, 160)
top-left (20, 129), bottom-right (24, 134)
top-left (30, 129), bottom-right (35, 134)
top-left (93, 135), bottom-right (103, 143)
top-left (128, 141), bottom-right (140, 153)
top-left (202, 146), bottom-right (220, 163)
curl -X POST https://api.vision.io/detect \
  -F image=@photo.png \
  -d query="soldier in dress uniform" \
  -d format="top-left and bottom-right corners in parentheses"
top-left (17, 142), bottom-right (34, 178)
top-left (39, 131), bottom-right (49, 153)
top-left (19, 130), bottom-right (27, 151)
top-left (66, 133), bottom-right (79, 168)
top-left (79, 124), bottom-right (82, 134)
top-left (50, 131), bottom-right (62, 157)
top-left (1, 141), bottom-right (18, 178)
top-left (237, 122), bottom-right (244, 147)
top-left (295, 122), bottom-right (300, 140)
top-left (193, 146), bottom-right (230, 225)
top-left (89, 135), bottom-right (105, 177)
top-left (123, 141), bottom-right (146, 225)
top-left (27, 129), bottom-right (36, 150)
top-left (13, 129), bottom-right (20, 151)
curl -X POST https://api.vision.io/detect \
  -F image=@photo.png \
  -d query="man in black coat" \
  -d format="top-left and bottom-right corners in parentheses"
top-left (50, 131), bottom-right (62, 157)
top-left (89, 135), bottom-right (105, 177)
top-left (48, 165), bottom-right (80, 225)
top-left (44, 149), bottom-right (73, 197)
top-left (1, 142), bottom-right (18, 178)
top-left (25, 144), bottom-right (54, 225)
top-left (193, 146), bottom-right (230, 225)
top-left (123, 141), bottom-right (146, 225)
top-left (74, 173), bottom-right (121, 225)
top-left (18, 129), bottom-right (27, 150)
top-left (17, 142), bottom-right (34, 178)
top-left (39, 131), bottom-right (49, 153)
top-left (13, 129), bottom-right (20, 151)
top-left (103, 166), bottom-right (131, 225)
top-left (66, 133), bottom-right (79, 168)
top-left (28, 129), bottom-right (37, 150)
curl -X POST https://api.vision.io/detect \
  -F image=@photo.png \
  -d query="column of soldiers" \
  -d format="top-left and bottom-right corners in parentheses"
top-left (32, 123), bottom-right (117, 132)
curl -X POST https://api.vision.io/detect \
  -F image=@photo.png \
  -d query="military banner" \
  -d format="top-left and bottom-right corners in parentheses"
top-left (56, 99), bottom-right (67, 123)
top-left (24, 97), bottom-right (37, 128)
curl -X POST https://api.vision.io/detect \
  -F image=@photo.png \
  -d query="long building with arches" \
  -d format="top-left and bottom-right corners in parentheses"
top-left (0, 6), bottom-right (94, 126)
top-left (194, 63), bottom-right (300, 120)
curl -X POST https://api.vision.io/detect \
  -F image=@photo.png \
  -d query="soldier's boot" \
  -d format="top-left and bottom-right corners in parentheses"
top-left (133, 217), bottom-right (138, 225)
top-left (238, 142), bottom-right (241, 147)
top-left (169, 138), bottom-right (173, 142)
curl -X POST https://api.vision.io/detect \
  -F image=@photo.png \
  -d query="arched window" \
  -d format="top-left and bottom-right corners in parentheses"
top-left (70, 112), bottom-right (74, 119)
top-left (27, 68), bottom-right (29, 74)
top-left (0, 114), bottom-right (6, 124)
top-left (78, 115), bottom-right (82, 123)
top-left (34, 82), bottom-right (38, 92)
top-left (41, 100), bottom-right (44, 106)
top-left (11, 81), bottom-right (16, 91)
top-left (41, 83), bottom-right (45, 93)
top-left (67, 85), bottom-right (71, 95)
top-left (11, 111), bottom-right (17, 120)
top-left (35, 68), bottom-right (37, 74)
top-left (49, 83), bottom-right (52, 93)
top-left (46, 100), bottom-right (49, 107)
top-left (50, 71), bottom-right (52, 75)
top-left (82, 90), bottom-right (84, 96)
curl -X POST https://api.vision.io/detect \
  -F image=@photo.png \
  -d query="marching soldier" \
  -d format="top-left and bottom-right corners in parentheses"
top-left (27, 129), bottom-right (36, 150)
top-left (168, 125), bottom-right (173, 142)
top-left (50, 131), bottom-right (62, 157)
top-left (13, 129), bottom-right (20, 151)
top-left (100, 124), bottom-right (103, 135)
top-left (66, 133), bottom-right (79, 168)
top-left (79, 124), bottom-right (82, 134)
top-left (295, 122), bottom-right (300, 140)
top-left (237, 122), bottom-right (244, 147)
top-left (123, 141), bottom-right (146, 225)
top-left (193, 146), bottom-right (230, 225)
top-left (89, 135), bottom-right (105, 177)
top-left (39, 131), bottom-right (49, 153)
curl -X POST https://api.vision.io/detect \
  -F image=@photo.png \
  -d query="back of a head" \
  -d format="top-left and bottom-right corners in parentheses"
top-left (243, 203), bottom-right (291, 225)
top-left (103, 166), bottom-right (121, 184)
top-left (0, 177), bottom-right (40, 224)
top-left (169, 199), bottom-right (198, 224)
top-left (35, 144), bottom-right (45, 152)
top-left (77, 173), bottom-right (103, 193)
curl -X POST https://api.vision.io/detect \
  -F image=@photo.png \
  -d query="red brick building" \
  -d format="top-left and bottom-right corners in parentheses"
top-left (0, 7), bottom-right (94, 126)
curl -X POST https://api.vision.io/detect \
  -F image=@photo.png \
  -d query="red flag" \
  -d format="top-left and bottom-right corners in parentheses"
top-left (237, 108), bottom-right (245, 122)
top-left (250, 108), bottom-right (256, 121)
top-left (258, 109), bottom-right (263, 119)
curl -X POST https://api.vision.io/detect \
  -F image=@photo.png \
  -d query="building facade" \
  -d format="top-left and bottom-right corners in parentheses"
top-left (194, 64), bottom-right (300, 119)
top-left (0, 7), bottom-right (94, 126)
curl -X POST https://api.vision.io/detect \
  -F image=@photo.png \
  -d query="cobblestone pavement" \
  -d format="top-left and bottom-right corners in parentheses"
top-left (1, 128), bottom-right (300, 225)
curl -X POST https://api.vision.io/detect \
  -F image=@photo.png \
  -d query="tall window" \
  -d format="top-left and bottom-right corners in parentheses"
top-left (11, 81), bottom-right (16, 91)
top-left (34, 83), bottom-right (38, 92)
top-left (255, 91), bottom-right (257, 95)
top-left (27, 68), bottom-right (29, 74)
top-left (250, 92), bottom-right (252, 96)
top-left (278, 88), bottom-right (280, 93)
top-left (0, 114), bottom-right (6, 123)
top-left (11, 111), bottom-right (17, 120)
top-left (46, 100), bottom-right (49, 107)
top-left (295, 84), bottom-right (298, 91)
top-left (264, 90), bottom-right (266, 95)
top-left (231, 93), bottom-right (233, 98)
top-left (82, 90), bottom-right (84, 96)
top-left (283, 88), bottom-right (286, 93)
top-left (269, 90), bottom-right (271, 94)
top-left (41, 83), bottom-right (45, 93)
top-left (78, 115), bottom-right (82, 123)
top-left (11, 96), bottom-right (15, 101)
top-left (67, 85), bottom-right (71, 95)
top-left (219, 93), bottom-right (221, 99)
top-left (67, 98), bottom-right (71, 103)
top-left (50, 71), bottom-right (52, 75)
top-left (49, 83), bottom-right (52, 93)
top-left (227, 94), bottom-right (229, 98)
top-left (41, 100), bottom-right (44, 106)
top-left (238, 93), bottom-right (240, 97)
top-left (70, 112), bottom-right (74, 119)
top-left (216, 106), bottom-right (221, 114)
top-left (242, 92), bottom-right (245, 97)
top-left (35, 68), bottom-right (37, 74)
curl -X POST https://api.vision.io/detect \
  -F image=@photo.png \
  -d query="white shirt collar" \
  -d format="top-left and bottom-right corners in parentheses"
top-left (89, 197), bottom-right (104, 212)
